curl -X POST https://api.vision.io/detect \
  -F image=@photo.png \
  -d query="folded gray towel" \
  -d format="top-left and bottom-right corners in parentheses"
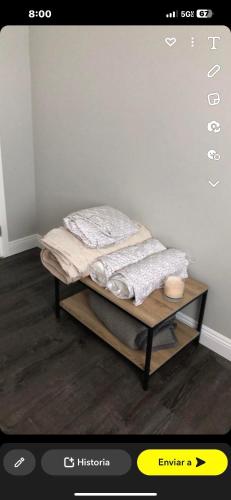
top-left (88, 291), bottom-right (177, 351)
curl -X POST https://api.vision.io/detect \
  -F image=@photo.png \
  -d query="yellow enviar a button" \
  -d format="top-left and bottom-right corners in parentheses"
top-left (137, 449), bottom-right (228, 476)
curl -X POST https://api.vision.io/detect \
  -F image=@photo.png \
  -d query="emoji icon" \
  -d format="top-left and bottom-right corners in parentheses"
top-left (207, 150), bottom-right (220, 160)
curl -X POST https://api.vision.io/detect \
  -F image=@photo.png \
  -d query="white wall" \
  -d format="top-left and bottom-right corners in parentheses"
top-left (29, 26), bottom-right (231, 340)
top-left (0, 26), bottom-right (37, 242)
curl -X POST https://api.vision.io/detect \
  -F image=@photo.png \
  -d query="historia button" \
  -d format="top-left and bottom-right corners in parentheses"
top-left (41, 449), bottom-right (131, 476)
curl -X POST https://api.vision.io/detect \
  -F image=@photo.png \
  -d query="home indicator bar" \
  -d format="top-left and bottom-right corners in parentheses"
top-left (74, 494), bottom-right (158, 497)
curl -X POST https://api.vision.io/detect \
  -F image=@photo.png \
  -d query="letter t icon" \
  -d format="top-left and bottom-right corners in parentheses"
top-left (208, 36), bottom-right (221, 50)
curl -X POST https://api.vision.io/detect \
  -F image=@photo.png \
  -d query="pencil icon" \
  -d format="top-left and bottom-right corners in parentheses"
top-left (14, 457), bottom-right (25, 468)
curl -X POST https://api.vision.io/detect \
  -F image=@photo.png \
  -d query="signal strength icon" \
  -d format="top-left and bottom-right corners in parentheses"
top-left (166, 11), bottom-right (178, 18)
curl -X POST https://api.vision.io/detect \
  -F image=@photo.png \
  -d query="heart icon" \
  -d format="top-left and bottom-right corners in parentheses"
top-left (165, 37), bottom-right (176, 47)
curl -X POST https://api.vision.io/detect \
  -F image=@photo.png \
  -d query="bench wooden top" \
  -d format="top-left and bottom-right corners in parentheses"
top-left (81, 276), bottom-right (208, 328)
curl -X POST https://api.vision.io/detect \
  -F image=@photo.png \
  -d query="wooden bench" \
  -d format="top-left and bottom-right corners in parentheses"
top-left (54, 276), bottom-right (208, 390)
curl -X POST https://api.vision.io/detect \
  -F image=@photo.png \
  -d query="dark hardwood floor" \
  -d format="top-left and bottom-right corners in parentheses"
top-left (0, 248), bottom-right (230, 435)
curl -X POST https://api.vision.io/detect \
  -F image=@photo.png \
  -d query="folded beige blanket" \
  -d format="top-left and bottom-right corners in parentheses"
top-left (41, 224), bottom-right (151, 284)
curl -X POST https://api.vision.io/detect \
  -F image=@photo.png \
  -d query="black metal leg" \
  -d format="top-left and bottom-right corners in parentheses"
top-left (54, 277), bottom-right (60, 319)
top-left (197, 290), bottom-right (208, 333)
top-left (143, 327), bottom-right (154, 390)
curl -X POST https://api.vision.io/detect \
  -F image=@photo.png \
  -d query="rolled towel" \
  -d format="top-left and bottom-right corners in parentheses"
top-left (63, 205), bottom-right (139, 248)
top-left (107, 248), bottom-right (189, 305)
top-left (88, 292), bottom-right (177, 351)
top-left (89, 238), bottom-right (166, 287)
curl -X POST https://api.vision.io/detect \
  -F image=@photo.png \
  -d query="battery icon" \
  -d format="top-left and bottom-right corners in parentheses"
top-left (196, 9), bottom-right (213, 18)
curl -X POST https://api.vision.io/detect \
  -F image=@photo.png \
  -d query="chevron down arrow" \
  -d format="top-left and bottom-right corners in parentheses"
top-left (209, 180), bottom-right (220, 188)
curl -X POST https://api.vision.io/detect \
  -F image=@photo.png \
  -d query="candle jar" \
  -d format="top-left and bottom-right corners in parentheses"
top-left (164, 275), bottom-right (185, 300)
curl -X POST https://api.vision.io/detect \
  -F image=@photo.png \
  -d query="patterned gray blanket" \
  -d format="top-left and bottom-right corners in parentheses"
top-left (63, 205), bottom-right (139, 248)
top-left (89, 238), bottom-right (166, 286)
top-left (107, 248), bottom-right (189, 305)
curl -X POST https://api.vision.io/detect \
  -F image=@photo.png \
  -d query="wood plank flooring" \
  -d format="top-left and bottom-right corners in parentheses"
top-left (0, 248), bottom-right (230, 435)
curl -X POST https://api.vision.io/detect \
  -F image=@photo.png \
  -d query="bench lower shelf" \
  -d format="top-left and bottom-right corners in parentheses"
top-left (60, 289), bottom-right (199, 375)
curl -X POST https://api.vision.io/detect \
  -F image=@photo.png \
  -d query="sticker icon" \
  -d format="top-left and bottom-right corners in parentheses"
top-left (208, 93), bottom-right (220, 106)
top-left (165, 37), bottom-right (176, 47)
top-left (208, 64), bottom-right (221, 78)
top-left (208, 121), bottom-right (221, 133)
top-left (208, 150), bottom-right (220, 160)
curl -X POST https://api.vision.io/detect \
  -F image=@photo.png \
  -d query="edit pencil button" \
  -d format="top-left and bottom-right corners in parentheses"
top-left (3, 450), bottom-right (36, 476)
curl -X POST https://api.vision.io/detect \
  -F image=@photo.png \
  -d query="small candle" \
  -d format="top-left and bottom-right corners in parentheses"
top-left (164, 276), bottom-right (185, 299)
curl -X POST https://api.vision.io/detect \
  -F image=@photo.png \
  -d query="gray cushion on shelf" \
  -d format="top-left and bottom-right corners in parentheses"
top-left (136, 325), bottom-right (177, 351)
top-left (88, 291), bottom-right (177, 351)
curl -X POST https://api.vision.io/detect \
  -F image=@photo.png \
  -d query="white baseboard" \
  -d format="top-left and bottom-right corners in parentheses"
top-left (177, 311), bottom-right (231, 362)
top-left (7, 234), bottom-right (41, 256)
